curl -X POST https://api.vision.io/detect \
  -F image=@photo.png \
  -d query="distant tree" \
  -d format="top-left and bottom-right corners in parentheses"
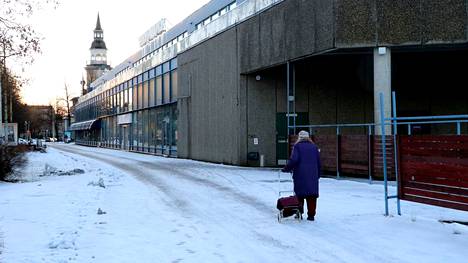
top-left (57, 83), bottom-right (72, 121)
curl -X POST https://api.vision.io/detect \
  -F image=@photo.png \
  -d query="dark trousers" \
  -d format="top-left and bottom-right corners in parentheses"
top-left (298, 196), bottom-right (317, 218)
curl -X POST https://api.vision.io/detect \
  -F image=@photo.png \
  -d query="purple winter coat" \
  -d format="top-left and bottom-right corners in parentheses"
top-left (283, 140), bottom-right (321, 197)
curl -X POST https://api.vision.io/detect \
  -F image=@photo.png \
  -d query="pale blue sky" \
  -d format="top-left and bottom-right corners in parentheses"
top-left (21, 0), bottom-right (209, 105)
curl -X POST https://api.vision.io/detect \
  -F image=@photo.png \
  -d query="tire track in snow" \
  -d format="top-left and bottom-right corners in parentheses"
top-left (135, 160), bottom-right (275, 214)
top-left (52, 145), bottom-right (191, 213)
top-left (54, 145), bottom-right (274, 215)
top-left (50, 145), bottom-right (389, 262)
top-left (0, 230), bottom-right (4, 261)
top-left (51, 146), bottom-right (304, 255)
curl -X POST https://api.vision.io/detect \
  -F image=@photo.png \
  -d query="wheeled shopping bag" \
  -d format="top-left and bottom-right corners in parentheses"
top-left (276, 171), bottom-right (303, 222)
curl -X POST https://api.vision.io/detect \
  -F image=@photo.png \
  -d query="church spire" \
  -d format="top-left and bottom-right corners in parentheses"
top-left (90, 13), bottom-right (106, 50)
top-left (95, 13), bottom-right (102, 31)
top-left (85, 12), bottom-right (111, 93)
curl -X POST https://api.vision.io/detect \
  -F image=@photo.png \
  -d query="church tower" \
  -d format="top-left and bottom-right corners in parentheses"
top-left (84, 13), bottom-right (112, 94)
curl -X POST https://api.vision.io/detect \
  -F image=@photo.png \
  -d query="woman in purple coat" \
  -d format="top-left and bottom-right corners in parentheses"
top-left (282, 130), bottom-right (321, 221)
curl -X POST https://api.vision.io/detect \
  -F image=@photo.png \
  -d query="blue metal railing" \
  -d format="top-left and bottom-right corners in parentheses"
top-left (287, 91), bottom-right (467, 217)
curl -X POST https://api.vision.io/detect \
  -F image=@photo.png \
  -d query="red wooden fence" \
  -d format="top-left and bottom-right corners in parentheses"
top-left (289, 135), bottom-right (395, 179)
top-left (398, 135), bottom-right (468, 211)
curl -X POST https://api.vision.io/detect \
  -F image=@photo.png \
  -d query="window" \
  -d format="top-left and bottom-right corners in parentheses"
top-left (228, 2), bottom-right (237, 10)
top-left (132, 112), bottom-right (138, 150)
top-left (163, 62), bottom-right (170, 73)
top-left (112, 89), bottom-right (115, 114)
top-left (138, 111), bottom-right (143, 149)
top-left (143, 81), bottom-right (148, 108)
top-left (156, 76), bottom-right (162, 105)
top-left (143, 110), bottom-right (149, 150)
top-left (163, 73), bottom-right (170, 104)
top-left (119, 90), bottom-right (125, 112)
top-left (138, 82), bottom-right (143, 109)
top-left (133, 78), bottom-right (138, 110)
top-left (149, 78), bottom-right (155, 107)
top-left (156, 111), bottom-right (164, 153)
top-left (171, 106), bottom-right (177, 149)
top-left (156, 65), bottom-right (162, 76)
top-left (127, 80), bottom-right (133, 110)
top-left (149, 109), bottom-right (157, 152)
top-left (171, 70), bottom-right (178, 102)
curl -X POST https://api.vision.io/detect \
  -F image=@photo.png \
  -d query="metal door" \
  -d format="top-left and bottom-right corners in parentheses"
top-left (276, 112), bottom-right (309, 165)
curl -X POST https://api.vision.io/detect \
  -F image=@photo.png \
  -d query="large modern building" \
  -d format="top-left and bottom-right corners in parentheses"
top-left (71, 0), bottom-right (468, 168)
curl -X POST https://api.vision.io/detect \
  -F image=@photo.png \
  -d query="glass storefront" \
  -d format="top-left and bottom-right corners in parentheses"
top-left (74, 58), bottom-right (178, 156)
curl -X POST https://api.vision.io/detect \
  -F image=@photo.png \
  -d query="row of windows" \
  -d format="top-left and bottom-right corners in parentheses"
top-left (75, 60), bottom-right (178, 122)
top-left (195, 1), bottom-right (237, 30)
top-left (138, 31), bottom-right (189, 68)
top-left (77, 106), bottom-right (177, 156)
top-left (136, 2), bottom-right (238, 73)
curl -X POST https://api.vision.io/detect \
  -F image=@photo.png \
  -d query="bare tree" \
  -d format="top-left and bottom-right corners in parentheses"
top-left (55, 83), bottom-right (74, 132)
top-left (63, 83), bottom-right (71, 121)
top-left (0, 0), bottom-right (59, 125)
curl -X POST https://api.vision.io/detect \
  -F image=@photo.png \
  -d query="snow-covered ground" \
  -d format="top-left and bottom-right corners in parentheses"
top-left (0, 144), bottom-right (467, 263)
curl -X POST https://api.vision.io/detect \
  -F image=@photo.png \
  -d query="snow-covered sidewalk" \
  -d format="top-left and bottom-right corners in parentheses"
top-left (0, 144), bottom-right (467, 263)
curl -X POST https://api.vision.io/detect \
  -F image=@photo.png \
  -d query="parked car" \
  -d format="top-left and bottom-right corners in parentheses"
top-left (18, 138), bottom-right (29, 145)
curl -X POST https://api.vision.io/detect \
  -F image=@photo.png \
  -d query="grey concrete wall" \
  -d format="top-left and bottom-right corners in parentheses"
top-left (236, 0), bottom-right (468, 73)
top-left (246, 72), bottom-right (277, 166)
top-left (335, 0), bottom-right (468, 47)
top-left (293, 56), bottom-right (374, 135)
top-left (177, 27), bottom-right (244, 164)
top-left (239, 0), bottom-right (335, 73)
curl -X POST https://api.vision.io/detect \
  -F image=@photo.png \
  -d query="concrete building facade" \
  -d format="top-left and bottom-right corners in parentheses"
top-left (72, 0), bottom-right (468, 167)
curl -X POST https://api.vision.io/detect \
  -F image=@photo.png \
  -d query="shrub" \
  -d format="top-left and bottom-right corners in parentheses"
top-left (0, 145), bottom-right (29, 181)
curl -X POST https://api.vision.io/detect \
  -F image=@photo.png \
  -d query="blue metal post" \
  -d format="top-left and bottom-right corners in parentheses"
top-left (380, 93), bottom-right (389, 216)
top-left (457, 122), bottom-right (461, 135)
top-left (292, 64), bottom-right (296, 134)
top-left (408, 124), bottom-right (411, 135)
top-left (336, 126), bottom-right (340, 179)
top-left (392, 91), bottom-right (401, 215)
top-left (287, 62), bottom-right (290, 137)
top-left (368, 124), bottom-right (373, 184)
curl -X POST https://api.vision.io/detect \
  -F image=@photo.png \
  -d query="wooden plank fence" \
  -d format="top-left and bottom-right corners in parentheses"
top-left (398, 135), bottom-right (468, 211)
top-left (289, 135), bottom-right (395, 179)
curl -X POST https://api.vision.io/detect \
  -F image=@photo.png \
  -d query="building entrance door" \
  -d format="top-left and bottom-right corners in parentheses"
top-left (276, 112), bottom-right (309, 165)
top-left (162, 117), bottom-right (171, 155)
top-left (121, 125), bottom-right (129, 151)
